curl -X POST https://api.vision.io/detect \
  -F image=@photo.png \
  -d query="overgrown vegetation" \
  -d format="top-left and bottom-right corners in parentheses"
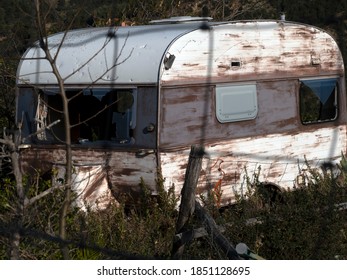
top-left (220, 160), bottom-right (347, 260)
top-left (0, 173), bottom-right (179, 259)
top-left (1, 0), bottom-right (347, 260)
top-left (0, 160), bottom-right (346, 259)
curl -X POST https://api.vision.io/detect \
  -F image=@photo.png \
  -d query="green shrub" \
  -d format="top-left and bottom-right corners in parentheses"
top-left (1, 160), bottom-right (346, 260)
top-left (222, 160), bottom-right (347, 260)
top-left (68, 176), bottom-right (179, 259)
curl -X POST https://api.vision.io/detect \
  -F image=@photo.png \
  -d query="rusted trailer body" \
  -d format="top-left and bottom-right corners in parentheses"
top-left (16, 18), bottom-right (347, 209)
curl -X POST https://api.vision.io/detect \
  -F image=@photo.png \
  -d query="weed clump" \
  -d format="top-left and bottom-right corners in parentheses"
top-left (221, 160), bottom-right (347, 260)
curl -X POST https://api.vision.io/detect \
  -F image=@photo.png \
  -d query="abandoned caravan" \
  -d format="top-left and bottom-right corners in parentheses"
top-left (16, 17), bottom-right (347, 210)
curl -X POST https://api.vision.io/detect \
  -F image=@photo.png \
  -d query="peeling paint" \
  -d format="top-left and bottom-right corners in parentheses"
top-left (160, 125), bottom-right (347, 205)
top-left (16, 20), bottom-right (347, 210)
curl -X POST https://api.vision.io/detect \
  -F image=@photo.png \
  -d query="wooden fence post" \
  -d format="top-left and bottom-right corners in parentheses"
top-left (171, 145), bottom-right (241, 260)
top-left (172, 145), bottom-right (204, 259)
top-left (195, 200), bottom-right (242, 260)
top-left (176, 145), bottom-right (205, 232)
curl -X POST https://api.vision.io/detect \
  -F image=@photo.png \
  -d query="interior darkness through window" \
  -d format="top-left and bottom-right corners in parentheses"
top-left (39, 88), bottom-right (136, 144)
top-left (299, 78), bottom-right (338, 124)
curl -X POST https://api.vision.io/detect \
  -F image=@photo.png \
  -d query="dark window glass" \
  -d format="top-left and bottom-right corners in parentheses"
top-left (300, 78), bottom-right (338, 124)
top-left (37, 88), bottom-right (136, 144)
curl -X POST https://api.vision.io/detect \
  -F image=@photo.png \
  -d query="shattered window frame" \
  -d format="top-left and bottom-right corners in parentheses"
top-left (36, 87), bottom-right (137, 145)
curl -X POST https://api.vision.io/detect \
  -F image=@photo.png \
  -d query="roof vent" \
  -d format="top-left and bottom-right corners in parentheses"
top-left (150, 16), bottom-right (212, 24)
top-left (231, 60), bottom-right (241, 67)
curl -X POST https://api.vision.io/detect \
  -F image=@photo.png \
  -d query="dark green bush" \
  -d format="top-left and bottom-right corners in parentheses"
top-left (222, 160), bottom-right (347, 260)
top-left (0, 160), bottom-right (346, 260)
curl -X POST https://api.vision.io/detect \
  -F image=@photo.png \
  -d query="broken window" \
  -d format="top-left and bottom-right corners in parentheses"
top-left (299, 78), bottom-right (338, 124)
top-left (39, 88), bottom-right (137, 144)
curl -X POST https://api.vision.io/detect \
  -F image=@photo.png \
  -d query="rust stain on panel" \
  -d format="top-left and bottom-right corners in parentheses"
top-left (20, 147), bottom-right (157, 209)
top-left (161, 22), bottom-right (343, 86)
top-left (217, 64), bottom-right (231, 70)
top-left (17, 21), bottom-right (347, 210)
top-left (160, 125), bottom-right (347, 207)
top-left (71, 166), bottom-right (113, 211)
top-left (183, 63), bottom-right (200, 67)
top-left (159, 80), bottom-right (300, 149)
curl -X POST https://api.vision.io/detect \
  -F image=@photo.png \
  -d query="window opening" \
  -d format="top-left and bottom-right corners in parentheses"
top-left (40, 88), bottom-right (136, 144)
top-left (299, 78), bottom-right (338, 124)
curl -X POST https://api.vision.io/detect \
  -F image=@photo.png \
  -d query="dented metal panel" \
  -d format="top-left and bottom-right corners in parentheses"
top-left (20, 147), bottom-right (158, 209)
top-left (66, 165), bottom-right (113, 211)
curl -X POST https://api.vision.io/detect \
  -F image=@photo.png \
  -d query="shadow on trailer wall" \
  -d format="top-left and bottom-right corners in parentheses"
top-left (16, 17), bottom-right (347, 210)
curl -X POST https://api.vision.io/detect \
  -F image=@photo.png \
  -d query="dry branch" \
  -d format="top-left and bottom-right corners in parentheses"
top-left (195, 200), bottom-right (241, 260)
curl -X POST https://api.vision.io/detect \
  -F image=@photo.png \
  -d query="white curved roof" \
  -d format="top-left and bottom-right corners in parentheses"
top-left (17, 20), bottom-right (343, 86)
top-left (161, 21), bottom-right (344, 85)
top-left (17, 21), bottom-right (209, 86)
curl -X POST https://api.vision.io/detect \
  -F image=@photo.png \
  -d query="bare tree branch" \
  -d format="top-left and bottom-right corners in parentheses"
top-left (53, 8), bottom-right (82, 63)
top-left (69, 98), bottom-right (120, 129)
top-left (34, 0), bottom-right (72, 259)
top-left (62, 31), bottom-right (113, 82)
top-left (24, 184), bottom-right (65, 208)
top-left (22, 119), bottom-right (61, 142)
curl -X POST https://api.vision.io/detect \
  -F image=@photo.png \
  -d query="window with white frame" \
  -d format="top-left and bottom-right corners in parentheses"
top-left (215, 83), bottom-right (258, 123)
